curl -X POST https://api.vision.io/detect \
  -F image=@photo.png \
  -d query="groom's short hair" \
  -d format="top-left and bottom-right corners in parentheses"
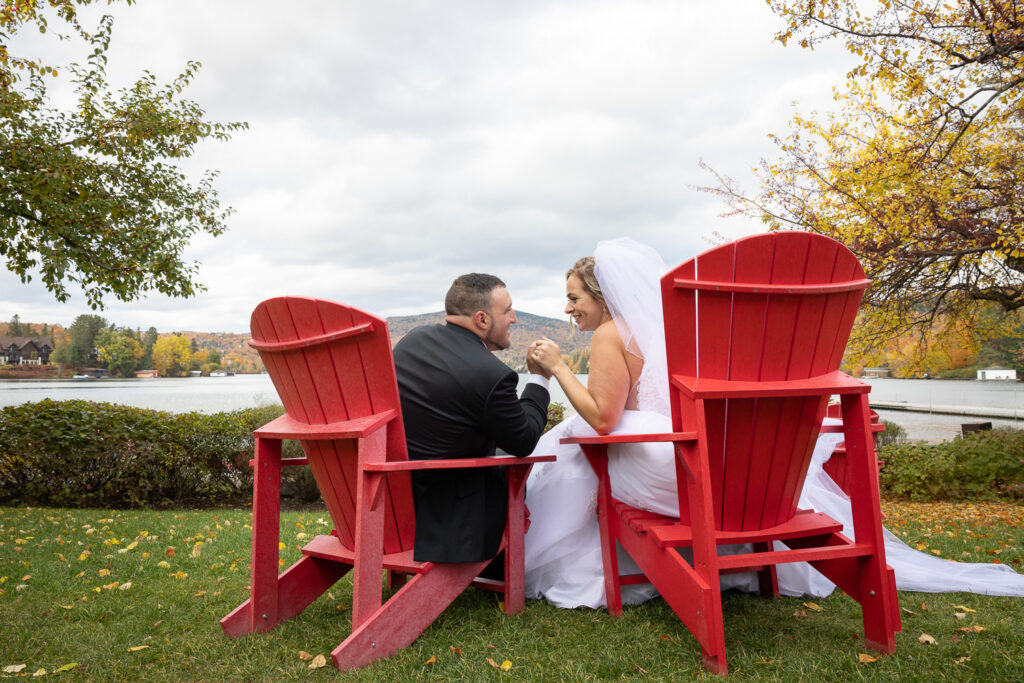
top-left (445, 273), bottom-right (506, 317)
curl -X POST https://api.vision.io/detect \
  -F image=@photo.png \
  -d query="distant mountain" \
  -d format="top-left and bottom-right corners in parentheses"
top-left (175, 310), bottom-right (593, 374)
top-left (386, 310), bottom-right (591, 371)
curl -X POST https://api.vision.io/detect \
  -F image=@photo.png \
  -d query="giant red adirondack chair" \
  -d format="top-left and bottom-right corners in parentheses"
top-left (220, 297), bottom-right (554, 671)
top-left (563, 232), bottom-right (900, 675)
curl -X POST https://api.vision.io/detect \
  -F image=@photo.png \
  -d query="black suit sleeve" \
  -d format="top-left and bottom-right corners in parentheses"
top-left (481, 373), bottom-right (550, 456)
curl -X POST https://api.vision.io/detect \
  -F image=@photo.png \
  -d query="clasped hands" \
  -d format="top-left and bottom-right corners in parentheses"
top-left (526, 338), bottom-right (563, 379)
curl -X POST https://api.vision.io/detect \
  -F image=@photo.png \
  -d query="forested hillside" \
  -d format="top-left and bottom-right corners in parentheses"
top-left (386, 311), bottom-right (592, 372)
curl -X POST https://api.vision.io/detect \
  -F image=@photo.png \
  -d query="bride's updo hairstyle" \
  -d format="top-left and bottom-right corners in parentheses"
top-left (567, 256), bottom-right (605, 305)
top-left (566, 256), bottom-right (605, 332)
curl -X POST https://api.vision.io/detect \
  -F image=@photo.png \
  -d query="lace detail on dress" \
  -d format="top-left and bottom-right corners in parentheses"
top-left (635, 363), bottom-right (670, 416)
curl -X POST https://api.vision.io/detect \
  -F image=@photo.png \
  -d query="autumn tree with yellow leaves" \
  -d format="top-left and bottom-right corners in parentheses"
top-left (705, 1), bottom-right (1024, 364)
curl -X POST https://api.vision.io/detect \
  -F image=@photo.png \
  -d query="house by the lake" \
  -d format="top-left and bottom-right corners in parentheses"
top-left (862, 367), bottom-right (890, 378)
top-left (0, 336), bottom-right (54, 365)
top-left (977, 366), bottom-right (1017, 381)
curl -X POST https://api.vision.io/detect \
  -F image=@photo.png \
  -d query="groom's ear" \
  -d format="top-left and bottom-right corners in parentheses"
top-left (473, 310), bottom-right (489, 331)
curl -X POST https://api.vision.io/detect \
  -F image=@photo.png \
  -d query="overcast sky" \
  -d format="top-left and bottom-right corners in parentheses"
top-left (2, 0), bottom-right (855, 333)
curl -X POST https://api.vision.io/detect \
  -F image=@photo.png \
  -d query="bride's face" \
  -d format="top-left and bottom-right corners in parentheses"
top-left (565, 274), bottom-right (607, 332)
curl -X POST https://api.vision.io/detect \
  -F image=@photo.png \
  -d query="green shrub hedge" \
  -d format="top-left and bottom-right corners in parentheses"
top-left (0, 400), bottom-right (294, 508)
top-left (878, 427), bottom-right (1024, 502)
top-left (0, 399), bottom-right (573, 510)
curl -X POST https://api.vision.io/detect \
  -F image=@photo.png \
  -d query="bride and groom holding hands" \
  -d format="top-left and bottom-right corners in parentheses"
top-left (393, 238), bottom-right (1024, 609)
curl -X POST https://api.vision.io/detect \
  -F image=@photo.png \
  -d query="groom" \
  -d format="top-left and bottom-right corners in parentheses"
top-left (393, 273), bottom-right (553, 566)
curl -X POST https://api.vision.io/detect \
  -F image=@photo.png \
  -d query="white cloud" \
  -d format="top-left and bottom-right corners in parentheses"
top-left (2, 0), bottom-right (857, 332)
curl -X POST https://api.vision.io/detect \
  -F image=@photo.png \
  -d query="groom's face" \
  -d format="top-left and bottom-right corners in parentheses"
top-left (482, 286), bottom-right (516, 351)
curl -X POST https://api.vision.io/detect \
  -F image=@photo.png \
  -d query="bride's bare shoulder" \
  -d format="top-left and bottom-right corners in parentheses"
top-left (591, 320), bottom-right (624, 349)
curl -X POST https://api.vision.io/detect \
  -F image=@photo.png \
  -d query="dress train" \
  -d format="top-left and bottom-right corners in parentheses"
top-left (524, 414), bottom-right (1024, 608)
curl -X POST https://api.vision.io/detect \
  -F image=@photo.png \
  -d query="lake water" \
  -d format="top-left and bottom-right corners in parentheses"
top-left (1, 374), bottom-right (1020, 443)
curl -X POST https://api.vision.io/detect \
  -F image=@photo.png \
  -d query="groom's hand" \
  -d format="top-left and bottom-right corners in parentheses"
top-left (526, 340), bottom-right (553, 379)
top-left (528, 338), bottom-right (561, 378)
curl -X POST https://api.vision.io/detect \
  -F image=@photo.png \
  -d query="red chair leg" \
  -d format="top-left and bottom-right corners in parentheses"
top-left (583, 445), bottom-right (623, 617)
top-left (503, 464), bottom-right (530, 615)
top-left (331, 560), bottom-right (488, 671)
top-left (840, 394), bottom-right (898, 653)
top-left (250, 436), bottom-right (282, 633)
top-left (754, 542), bottom-right (779, 598)
top-left (221, 554), bottom-right (350, 637)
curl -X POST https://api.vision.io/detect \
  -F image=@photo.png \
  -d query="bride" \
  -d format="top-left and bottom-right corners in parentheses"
top-left (523, 237), bottom-right (1024, 609)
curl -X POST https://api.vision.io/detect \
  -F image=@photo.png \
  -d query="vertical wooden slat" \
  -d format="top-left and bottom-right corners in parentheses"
top-left (740, 397), bottom-right (783, 530)
top-left (720, 238), bottom-right (775, 530)
top-left (761, 232), bottom-right (811, 382)
top-left (251, 304), bottom-right (310, 423)
top-left (771, 395), bottom-right (828, 525)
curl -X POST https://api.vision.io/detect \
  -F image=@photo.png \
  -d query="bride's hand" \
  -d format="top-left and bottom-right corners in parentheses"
top-left (529, 338), bottom-right (563, 374)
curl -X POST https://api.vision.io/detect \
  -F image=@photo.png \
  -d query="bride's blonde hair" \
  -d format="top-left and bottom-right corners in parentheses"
top-left (567, 256), bottom-right (605, 304)
top-left (566, 256), bottom-right (605, 332)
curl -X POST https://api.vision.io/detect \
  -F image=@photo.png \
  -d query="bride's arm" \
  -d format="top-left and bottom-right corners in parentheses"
top-left (533, 323), bottom-right (630, 434)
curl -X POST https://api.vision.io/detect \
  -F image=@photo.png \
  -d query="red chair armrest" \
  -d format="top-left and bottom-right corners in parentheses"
top-left (254, 410), bottom-right (397, 440)
top-left (362, 454), bottom-right (555, 473)
top-left (559, 431), bottom-right (697, 446)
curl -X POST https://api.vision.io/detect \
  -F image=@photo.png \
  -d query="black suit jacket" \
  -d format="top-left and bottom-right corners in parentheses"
top-left (393, 323), bottom-right (549, 562)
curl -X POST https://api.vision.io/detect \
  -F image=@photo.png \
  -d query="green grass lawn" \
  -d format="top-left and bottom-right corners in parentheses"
top-left (2, 502), bottom-right (1022, 681)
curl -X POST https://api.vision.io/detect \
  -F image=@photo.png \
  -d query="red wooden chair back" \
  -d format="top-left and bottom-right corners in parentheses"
top-left (250, 297), bottom-right (415, 554)
top-left (662, 232), bottom-right (869, 531)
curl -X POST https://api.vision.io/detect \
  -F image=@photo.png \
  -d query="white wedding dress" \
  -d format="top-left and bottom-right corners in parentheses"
top-left (523, 238), bottom-right (1024, 609)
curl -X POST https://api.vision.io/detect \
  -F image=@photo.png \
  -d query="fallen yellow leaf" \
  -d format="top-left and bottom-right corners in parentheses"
top-left (32, 668), bottom-right (47, 677)
top-left (157, 561), bottom-right (170, 569)
top-left (119, 582), bottom-right (132, 591)
top-left (126, 541), bottom-right (138, 551)
top-left (955, 625), bottom-right (986, 633)
top-left (309, 654), bottom-right (327, 669)
top-left (449, 646), bottom-right (462, 654)
top-left (128, 645), bottom-right (149, 652)
top-left (98, 569), bottom-right (111, 577)
top-left (53, 663), bottom-right (78, 673)
top-left (954, 612), bottom-right (967, 620)
top-left (3, 665), bottom-right (26, 674)
top-left (951, 604), bottom-right (976, 613)
top-left (918, 633), bottom-right (937, 645)
top-left (424, 656), bottom-right (436, 666)
top-left (191, 544), bottom-right (201, 559)
top-left (501, 660), bottom-right (513, 671)
top-left (858, 653), bottom-right (879, 663)
top-left (955, 656), bottom-right (971, 664)
top-left (298, 651), bottom-right (313, 661)
top-left (170, 571), bottom-right (188, 579)
top-left (803, 602), bottom-right (823, 612)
